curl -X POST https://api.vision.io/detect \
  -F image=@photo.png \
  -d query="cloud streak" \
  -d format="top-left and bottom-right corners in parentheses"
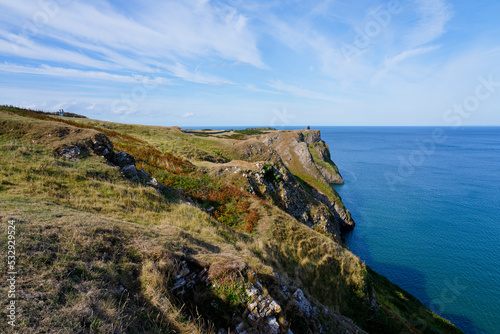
top-left (0, 63), bottom-right (170, 84)
top-left (0, 0), bottom-right (264, 81)
top-left (406, 0), bottom-right (452, 47)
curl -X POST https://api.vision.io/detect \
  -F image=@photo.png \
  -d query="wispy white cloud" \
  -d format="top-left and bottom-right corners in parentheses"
top-left (406, 0), bottom-right (452, 47)
top-left (244, 84), bottom-right (284, 95)
top-left (268, 80), bottom-right (355, 104)
top-left (163, 62), bottom-right (233, 85)
top-left (0, 0), bottom-right (265, 84)
top-left (0, 63), bottom-right (170, 84)
top-left (385, 45), bottom-right (441, 67)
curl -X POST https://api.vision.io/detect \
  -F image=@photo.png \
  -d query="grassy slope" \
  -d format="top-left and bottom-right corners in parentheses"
top-left (0, 107), bottom-right (462, 333)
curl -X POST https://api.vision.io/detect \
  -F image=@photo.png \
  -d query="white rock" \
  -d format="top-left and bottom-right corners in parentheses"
top-left (270, 300), bottom-right (281, 313)
top-left (292, 288), bottom-right (313, 318)
top-left (267, 317), bottom-right (280, 334)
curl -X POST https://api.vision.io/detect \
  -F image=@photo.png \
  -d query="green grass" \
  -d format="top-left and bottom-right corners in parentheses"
top-left (308, 142), bottom-right (342, 179)
top-left (234, 129), bottom-right (265, 135)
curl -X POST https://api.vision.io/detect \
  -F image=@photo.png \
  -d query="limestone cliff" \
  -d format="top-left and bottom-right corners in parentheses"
top-left (227, 129), bottom-right (355, 235)
top-left (244, 162), bottom-right (343, 241)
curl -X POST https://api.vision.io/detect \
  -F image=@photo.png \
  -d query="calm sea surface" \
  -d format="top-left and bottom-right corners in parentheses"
top-left (318, 127), bottom-right (500, 334)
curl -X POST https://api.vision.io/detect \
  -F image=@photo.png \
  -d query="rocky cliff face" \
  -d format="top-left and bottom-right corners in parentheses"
top-left (233, 129), bottom-right (355, 235)
top-left (263, 130), bottom-right (355, 231)
top-left (243, 162), bottom-right (342, 241)
top-left (264, 130), bottom-right (343, 184)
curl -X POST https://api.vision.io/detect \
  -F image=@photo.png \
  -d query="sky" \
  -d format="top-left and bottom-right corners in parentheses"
top-left (0, 0), bottom-right (499, 126)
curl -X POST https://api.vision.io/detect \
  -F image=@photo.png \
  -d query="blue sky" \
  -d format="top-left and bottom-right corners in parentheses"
top-left (0, 0), bottom-right (499, 126)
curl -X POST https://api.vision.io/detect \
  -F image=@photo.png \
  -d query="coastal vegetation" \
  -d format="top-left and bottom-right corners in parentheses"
top-left (0, 106), bottom-right (462, 333)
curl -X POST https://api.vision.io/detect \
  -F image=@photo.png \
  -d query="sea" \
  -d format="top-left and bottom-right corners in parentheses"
top-left (188, 125), bottom-right (500, 333)
top-left (319, 126), bottom-right (500, 334)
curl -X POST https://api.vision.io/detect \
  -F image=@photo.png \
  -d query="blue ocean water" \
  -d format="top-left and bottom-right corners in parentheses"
top-left (318, 127), bottom-right (500, 334)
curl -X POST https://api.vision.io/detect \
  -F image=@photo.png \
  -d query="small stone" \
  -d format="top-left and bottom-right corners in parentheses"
top-left (270, 300), bottom-right (281, 313)
top-left (180, 267), bottom-right (190, 277)
top-left (147, 178), bottom-right (159, 186)
top-left (246, 287), bottom-right (259, 299)
top-left (60, 147), bottom-right (81, 160)
top-left (248, 301), bottom-right (258, 311)
top-left (235, 322), bottom-right (245, 332)
top-left (248, 311), bottom-right (258, 322)
top-left (267, 317), bottom-right (280, 334)
top-left (113, 151), bottom-right (135, 166)
top-left (120, 164), bottom-right (139, 181)
top-left (172, 278), bottom-right (186, 290)
top-left (292, 288), bottom-right (313, 318)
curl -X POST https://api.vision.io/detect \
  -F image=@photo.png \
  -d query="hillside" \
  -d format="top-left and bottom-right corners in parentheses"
top-left (0, 106), bottom-right (462, 333)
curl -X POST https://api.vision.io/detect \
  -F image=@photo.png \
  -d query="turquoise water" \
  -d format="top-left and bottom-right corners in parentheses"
top-left (319, 127), bottom-right (500, 334)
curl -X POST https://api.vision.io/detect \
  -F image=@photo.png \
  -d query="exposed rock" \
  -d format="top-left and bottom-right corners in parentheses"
top-left (147, 178), bottom-right (159, 186)
top-left (310, 187), bottom-right (355, 233)
top-left (168, 254), bottom-right (368, 334)
top-left (120, 164), bottom-right (139, 181)
top-left (235, 281), bottom-right (284, 334)
top-left (59, 147), bottom-right (81, 161)
top-left (56, 131), bottom-right (115, 162)
top-left (290, 288), bottom-right (314, 318)
top-left (264, 130), bottom-right (342, 184)
top-left (245, 162), bottom-right (342, 241)
top-left (266, 317), bottom-right (280, 333)
top-left (118, 164), bottom-right (150, 183)
top-left (257, 130), bottom-right (356, 232)
top-left (112, 151), bottom-right (135, 166)
top-left (89, 132), bottom-right (115, 161)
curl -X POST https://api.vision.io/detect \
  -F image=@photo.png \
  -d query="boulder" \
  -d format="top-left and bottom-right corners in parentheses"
top-left (120, 164), bottom-right (139, 181)
top-left (59, 147), bottom-right (81, 161)
top-left (291, 289), bottom-right (313, 318)
top-left (112, 151), bottom-right (136, 167)
top-left (90, 133), bottom-right (114, 161)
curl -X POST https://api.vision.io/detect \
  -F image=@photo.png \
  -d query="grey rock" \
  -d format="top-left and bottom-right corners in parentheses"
top-left (291, 289), bottom-right (313, 318)
top-left (60, 147), bottom-right (81, 161)
top-left (267, 317), bottom-right (280, 334)
top-left (147, 178), bottom-right (159, 186)
top-left (113, 151), bottom-right (136, 166)
top-left (120, 164), bottom-right (139, 181)
top-left (91, 133), bottom-right (115, 160)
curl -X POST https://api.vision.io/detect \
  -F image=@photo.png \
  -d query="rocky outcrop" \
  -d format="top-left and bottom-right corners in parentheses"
top-left (55, 130), bottom-right (183, 199)
top-left (309, 187), bottom-right (356, 233)
top-left (55, 131), bottom-right (114, 161)
top-left (171, 255), bottom-right (366, 334)
top-left (244, 162), bottom-right (342, 241)
top-left (263, 129), bottom-right (343, 184)
top-left (260, 130), bottom-right (354, 232)
top-left (230, 129), bottom-right (355, 236)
